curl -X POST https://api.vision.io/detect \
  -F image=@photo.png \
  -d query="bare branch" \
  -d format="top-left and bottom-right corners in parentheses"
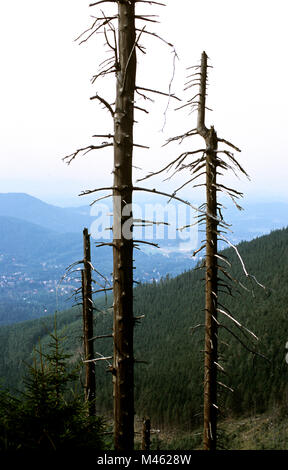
top-left (218, 323), bottom-right (269, 363)
top-left (84, 356), bottom-right (113, 363)
top-left (89, 0), bottom-right (116, 6)
top-left (214, 183), bottom-right (243, 198)
top-left (90, 194), bottom-right (113, 205)
top-left (133, 143), bottom-right (150, 149)
top-left (217, 151), bottom-right (250, 180)
top-left (136, 157), bottom-right (180, 183)
top-left (134, 105), bottom-right (149, 114)
top-left (133, 240), bottom-right (159, 248)
top-left (175, 95), bottom-right (200, 111)
top-left (135, 15), bottom-right (160, 24)
top-left (133, 186), bottom-right (220, 222)
top-left (92, 134), bottom-right (114, 139)
top-left (76, 17), bottom-right (117, 45)
top-left (190, 323), bottom-right (205, 333)
top-left (136, 150), bottom-right (205, 183)
top-left (215, 254), bottom-right (231, 268)
top-left (161, 45), bottom-right (179, 131)
top-left (136, 86), bottom-right (181, 101)
top-left (88, 260), bottom-right (112, 286)
top-left (172, 171), bottom-right (206, 196)
top-left (219, 234), bottom-right (266, 290)
top-left (91, 67), bottom-right (117, 84)
top-left (217, 137), bottom-right (241, 152)
top-left (90, 93), bottom-right (114, 117)
top-left (217, 381), bottom-right (234, 393)
top-left (136, 28), bottom-right (173, 47)
top-left (217, 307), bottom-right (259, 342)
top-left (63, 143), bottom-right (113, 165)
top-left (65, 260), bottom-right (84, 271)
top-left (79, 187), bottom-right (114, 197)
top-left (89, 334), bottom-right (113, 341)
top-left (133, 218), bottom-right (169, 226)
top-left (134, 1), bottom-right (166, 5)
top-left (135, 88), bottom-right (154, 102)
top-left (163, 129), bottom-right (197, 146)
top-left (93, 287), bottom-right (113, 294)
top-left (95, 242), bottom-right (115, 248)
top-left (192, 244), bottom-right (205, 257)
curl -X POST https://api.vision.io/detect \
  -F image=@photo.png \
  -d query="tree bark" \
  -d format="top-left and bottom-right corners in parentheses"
top-left (203, 128), bottom-right (218, 450)
top-left (112, 0), bottom-right (136, 452)
top-left (82, 228), bottom-right (96, 417)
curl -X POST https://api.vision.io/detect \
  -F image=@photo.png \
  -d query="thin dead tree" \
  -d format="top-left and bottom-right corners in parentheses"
top-left (82, 227), bottom-right (96, 416)
top-left (59, 227), bottom-right (113, 420)
top-left (63, 0), bottom-right (178, 451)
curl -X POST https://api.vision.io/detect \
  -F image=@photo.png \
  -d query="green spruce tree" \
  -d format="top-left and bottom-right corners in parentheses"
top-left (0, 317), bottom-right (106, 450)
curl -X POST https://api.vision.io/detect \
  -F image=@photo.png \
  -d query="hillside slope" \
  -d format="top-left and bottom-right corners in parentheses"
top-left (0, 227), bottom-right (287, 430)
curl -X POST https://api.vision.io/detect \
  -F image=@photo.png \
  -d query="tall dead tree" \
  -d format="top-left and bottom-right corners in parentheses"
top-left (137, 51), bottom-right (266, 450)
top-left (63, 0), bottom-right (178, 452)
top-left (112, 0), bottom-right (136, 452)
top-left (197, 51), bottom-right (218, 451)
top-left (82, 227), bottom-right (96, 417)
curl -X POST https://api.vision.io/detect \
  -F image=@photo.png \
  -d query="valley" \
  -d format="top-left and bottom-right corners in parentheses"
top-left (1, 224), bottom-right (288, 448)
top-left (0, 193), bottom-right (288, 325)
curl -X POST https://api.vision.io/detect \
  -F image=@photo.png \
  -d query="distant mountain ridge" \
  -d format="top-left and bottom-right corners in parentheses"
top-left (0, 193), bottom-right (93, 233)
top-left (1, 192), bottom-right (288, 242)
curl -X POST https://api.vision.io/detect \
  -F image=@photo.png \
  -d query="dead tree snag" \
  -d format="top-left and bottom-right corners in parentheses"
top-left (63, 0), bottom-right (178, 452)
top-left (196, 52), bottom-right (218, 451)
top-left (112, 0), bottom-right (136, 452)
top-left (136, 50), bottom-right (265, 450)
top-left (82, 228), bottom-right (96, 417)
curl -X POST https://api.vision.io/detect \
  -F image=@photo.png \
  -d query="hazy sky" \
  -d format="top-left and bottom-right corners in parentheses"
top-left (1, 0), bottom-right (287, 207)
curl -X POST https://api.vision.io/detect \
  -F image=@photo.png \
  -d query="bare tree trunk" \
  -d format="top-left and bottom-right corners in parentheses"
top-left (112, 0), bottom-right (136, 452)
top-left (203, 128), bottom-right (218, 450)
top-left (82, 227), bottom-right (96, 417)
top-left (63, 0), bottom-right (179, 450)
top-left (197, 52), bottom-right (218, 450)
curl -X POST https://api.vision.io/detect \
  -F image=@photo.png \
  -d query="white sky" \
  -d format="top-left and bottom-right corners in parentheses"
top-left (0, 0), bottom-right (287, 207)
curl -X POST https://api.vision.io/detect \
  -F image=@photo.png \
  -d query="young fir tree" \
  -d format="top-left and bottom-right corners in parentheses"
top-left (0, 319), bottom-right (106, 450)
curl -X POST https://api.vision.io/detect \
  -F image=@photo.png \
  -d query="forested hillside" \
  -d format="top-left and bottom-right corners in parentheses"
top-left (0, 227), bottom-right (288, 429)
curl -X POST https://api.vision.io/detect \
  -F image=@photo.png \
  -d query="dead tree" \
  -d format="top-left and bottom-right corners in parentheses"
top-left (82, 227), bottom-right (96, 417)
top-left (197, 52), bottom-right (219, 451)
top-left (137, 51), bottom-right (266, 450)
top-left (112, 1), bottom-right (136, 452)
top-left (60, 230), bottom-right (113, 418)
top-left (63, 0), bottom-right (178, 452)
